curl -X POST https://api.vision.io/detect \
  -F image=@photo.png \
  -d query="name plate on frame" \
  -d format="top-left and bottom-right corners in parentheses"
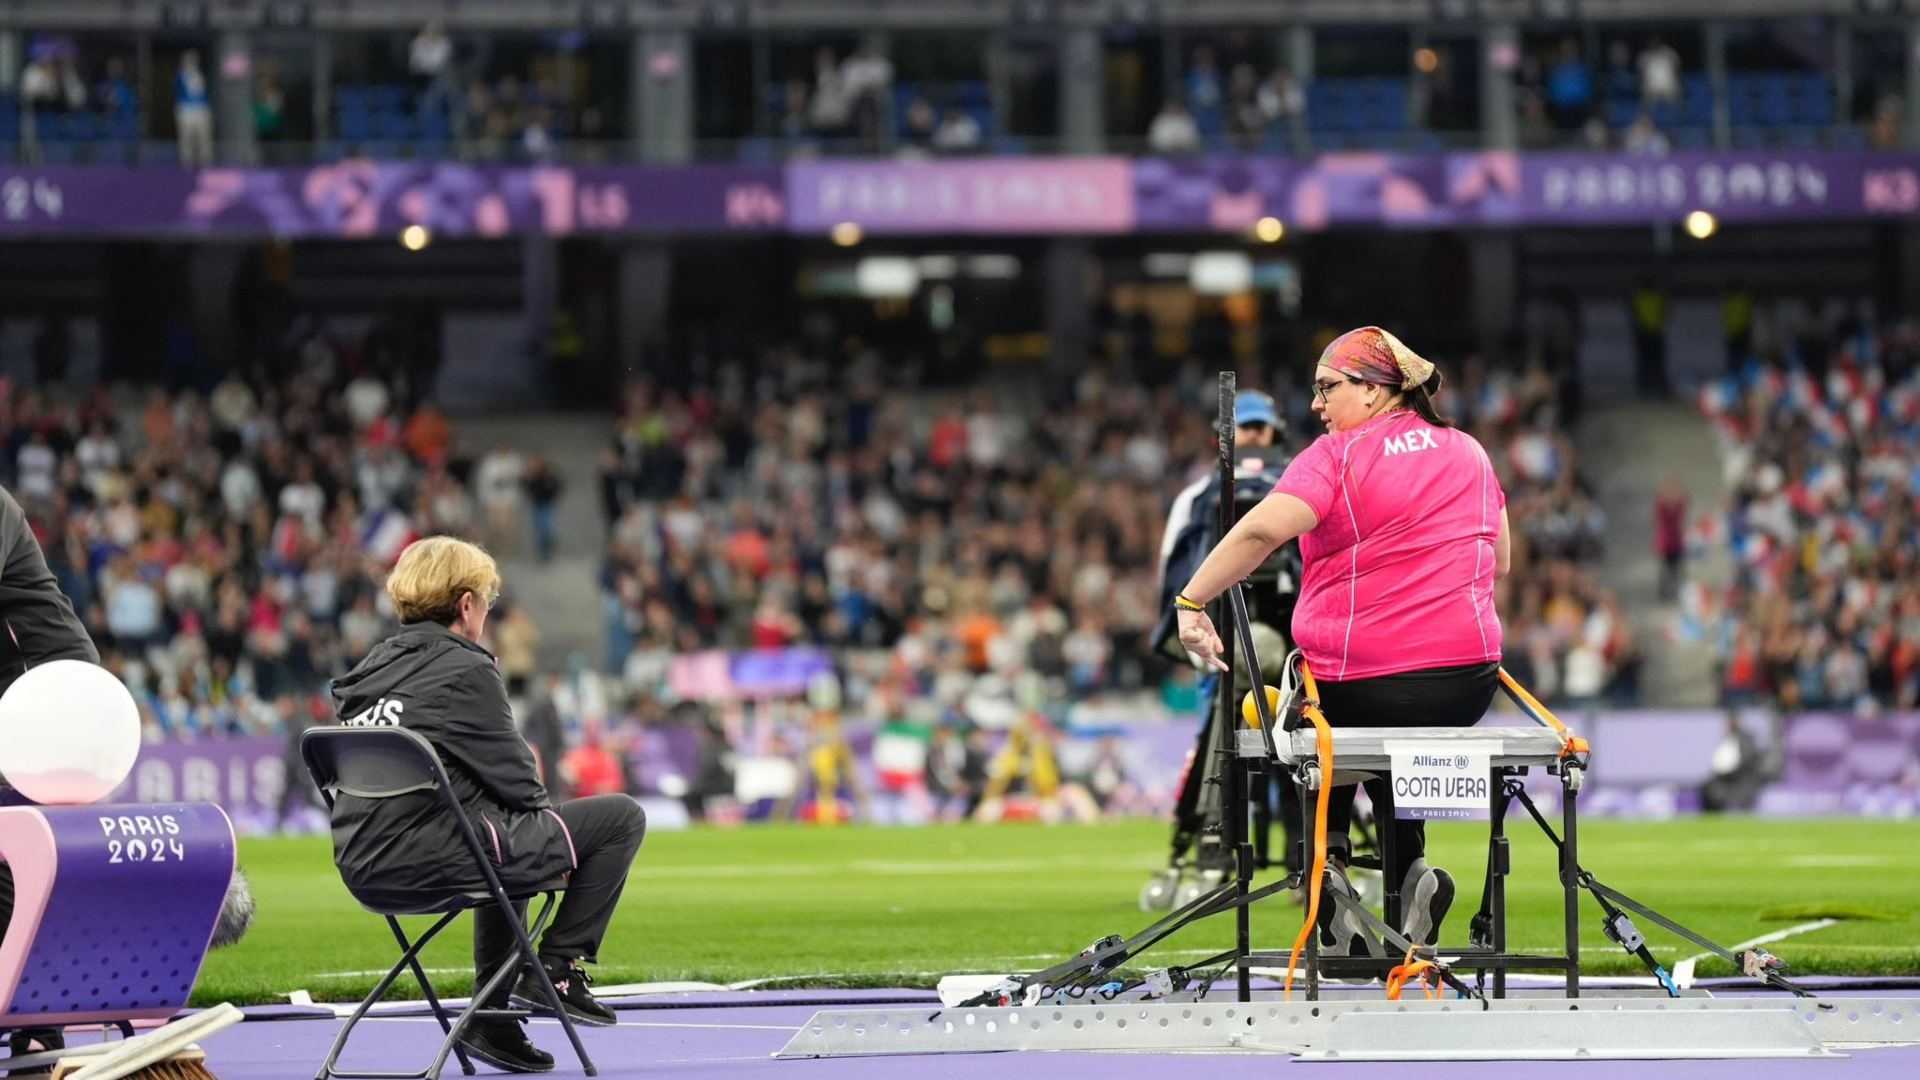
top-left (1384, 741), bottom-right (1499, 821)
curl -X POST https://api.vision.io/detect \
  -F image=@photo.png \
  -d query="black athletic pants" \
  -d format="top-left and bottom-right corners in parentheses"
top-left (475, 794), bottom-right (647, 1000)
top-left (1310, 662), bottom-right (1499, 891)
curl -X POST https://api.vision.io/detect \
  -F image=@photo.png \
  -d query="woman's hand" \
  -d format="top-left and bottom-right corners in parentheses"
top-left (1177, 607), bottom-right (1230, 672)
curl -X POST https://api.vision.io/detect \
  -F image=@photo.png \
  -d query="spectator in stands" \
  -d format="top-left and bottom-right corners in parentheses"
top-left (1623, 111), bottom-right (1669, 155)
top-left (932, 107), bottom-right (982, 154)
top-left (1654, 474), bottom-right (1688, 604)
top-left (1637, 36), bottom-right (1682, 109)
top-left (175, 50), bottom-right (214, 166)
top-left (253, 71), bottom-right (286, 146)
top-left (1545, 39), bottom-right (1593, 131)
top-left (1184, 46), bottom-right (1224, 137)
top-left (1148, 100), bottom-right (1201, 154)
top-left (1256, 68), bottom-right (1304, 149)
top-left (808, 47), bottom-right (854, 138)
top-left (523, 455), bottom-right (564, 563)
top-left (410, 20), bottom-right (459, 126)
top-left (1603, 42), bottom-right (1637, 105)
top-left (19, 43), bottom-right (84, 163)
top-left (96, 57), bottom-right (136, 118)
top-left (1869, 94), bottom-right (1904, 151)
top-left (901, 96), bottom-right (936, 152)
top-left (476, 445), bottom-right (524, 553)
top-left (1227, 63), bottom-right (1264, 149)
top-left (839, 43), bottom-right (895, 149)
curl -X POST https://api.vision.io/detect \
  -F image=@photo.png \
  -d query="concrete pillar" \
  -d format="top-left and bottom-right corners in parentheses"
top-left (187, 245), bottom-right (245, 371)
top-left (632, 29), bottom-right (693, 164)
top-left (312, 33), bottom-right (332, 145)
top-left (618, 244), bottom-right (674, 373)
top-left (1705, 21), bottom-right (1730, 149)
top-left (1468, 234), bottom-right (1518, 360)
top-left (1059, 27), bottom-right (1103, 154)
top-left (0, 33), bottom-right (20, 88)
top-left (1045, 239), bottom-right (1093, 371)
top-left (1286, 26), bottom-right (1314, 155)
top-left (215, 30), bottom-right (257, 165)
top-left (1906, 19), bottom-right (1920, 149)
top-left (1895, 224), bottom-right (1920, 318)
top-left (1482, 22), bottom-right (1519, 151)
top-left (524, 234), bottom-right (558, 363)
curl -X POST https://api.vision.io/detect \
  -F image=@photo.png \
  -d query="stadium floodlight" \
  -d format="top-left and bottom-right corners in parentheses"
top-left (855, 257), bottom-right (920, 299)
top-left (1190, 252), bottom-right (1253, 295)
top-left (1685, 210), bottom-right (1718, 240)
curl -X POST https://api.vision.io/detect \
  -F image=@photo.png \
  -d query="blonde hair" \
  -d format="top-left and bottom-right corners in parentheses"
top-left (385, 536), bottom-right (502, 625)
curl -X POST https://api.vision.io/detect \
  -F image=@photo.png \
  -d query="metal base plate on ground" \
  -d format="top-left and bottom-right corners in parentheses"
top-left (774, 995), bottom-right (1919, 1061)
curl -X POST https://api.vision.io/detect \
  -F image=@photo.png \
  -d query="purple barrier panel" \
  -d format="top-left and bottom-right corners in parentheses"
top-left (729, 648), bottom-right (834, 700)
top-left (787, 157), bottom-right (1135, 233)
top-left (0, 163), bottom-right (784, 237)
top-left (1582, 711), bottom-right (1726, 786)
top-left (103, 736), bottom-right (288, 829)
top-left (0, 803), bottom-right (233, 1024)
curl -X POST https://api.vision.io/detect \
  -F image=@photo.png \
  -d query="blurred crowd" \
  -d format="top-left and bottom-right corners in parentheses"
top-left (0, 320), bottom-right (559, 747)
top-left (1147, 44), bottom-right (1306, 154)
top-left (592, 329), bottom-right (1633, 725)
top-left (1691, 310), bottom-right (1920, 713)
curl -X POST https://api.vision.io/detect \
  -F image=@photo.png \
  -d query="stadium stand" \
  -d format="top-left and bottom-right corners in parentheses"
top-left (1690, 312), bottom-right (1920, 712)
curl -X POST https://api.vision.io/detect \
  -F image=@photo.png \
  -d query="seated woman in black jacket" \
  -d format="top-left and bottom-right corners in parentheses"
top-left (331, 536), bottom-right (646, 1074)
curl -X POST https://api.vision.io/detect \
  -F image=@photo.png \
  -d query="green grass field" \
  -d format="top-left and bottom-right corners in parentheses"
top-left (196, 817), bottom-right (1920, 1006)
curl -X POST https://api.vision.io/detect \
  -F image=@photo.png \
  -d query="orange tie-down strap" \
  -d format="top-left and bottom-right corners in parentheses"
top-left (1281, 662), bottom-right (1334, 999)
top-left (1283, 663), bottom-right (1584, 1001)
top-left (1497, 667), bottom-right (1590, 759)
top-left (1386, 945), bottom-right (1442, 1001)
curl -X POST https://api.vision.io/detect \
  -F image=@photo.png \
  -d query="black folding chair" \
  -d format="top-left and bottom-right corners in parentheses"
top-left (301, 727), bottom-right (598, 1080)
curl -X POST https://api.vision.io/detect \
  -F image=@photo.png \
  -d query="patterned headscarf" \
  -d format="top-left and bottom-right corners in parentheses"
top-left (1317, 326), bottom-right (1437, 391)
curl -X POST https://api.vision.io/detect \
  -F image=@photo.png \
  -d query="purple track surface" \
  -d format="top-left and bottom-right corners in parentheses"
top-left (34, 985), bottom-right (1920, 1079)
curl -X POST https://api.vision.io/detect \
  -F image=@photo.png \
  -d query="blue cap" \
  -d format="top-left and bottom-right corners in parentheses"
top-left (1235, 390), bottom-right (1279, 429)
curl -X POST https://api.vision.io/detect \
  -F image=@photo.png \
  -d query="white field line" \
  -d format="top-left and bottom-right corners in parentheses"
top-left (1672, 918), bottom-right (1840, 989)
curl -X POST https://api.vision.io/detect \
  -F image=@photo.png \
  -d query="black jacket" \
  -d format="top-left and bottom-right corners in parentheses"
top-left (0, 485), bottom-right (98, 700)
top-left (328, 622), bottom-right (574, 904)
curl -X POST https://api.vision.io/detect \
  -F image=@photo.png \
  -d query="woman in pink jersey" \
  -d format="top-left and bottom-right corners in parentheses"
top-left (1171, 326), bottom-right (1510, 956)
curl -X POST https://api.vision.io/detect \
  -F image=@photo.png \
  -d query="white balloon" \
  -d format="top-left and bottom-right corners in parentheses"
top-left (0, 659), bottom-right (142, 805)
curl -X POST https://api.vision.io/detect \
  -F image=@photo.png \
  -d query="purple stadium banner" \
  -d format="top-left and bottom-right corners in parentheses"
top-left (0, 162), bottom-right (786, 237)
top-left (1132, 152), bottom-right (1526, 231)
top-left (1, 152), bottom-right (1915, 236)
top-left (786, 157), bottom-right (1135, 233)
top-left (1133, 150), bottom-right (1920, 231)
top-left (1523, 150), bottom-right (1920, 224)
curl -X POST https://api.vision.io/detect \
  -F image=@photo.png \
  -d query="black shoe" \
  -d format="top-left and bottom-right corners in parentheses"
top-left (458, 1020), bottom-right (555, 1074)
top-left (7, 1028), bottom-right (63, 1076)
top-left (511, 958), bottom-right (618, 1027)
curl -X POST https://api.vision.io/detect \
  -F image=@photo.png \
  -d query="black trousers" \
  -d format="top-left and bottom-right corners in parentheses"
top-left (475, 794), bottom-right (646, 1000)
top-left (1311, 662), bottom-right (1499, 891)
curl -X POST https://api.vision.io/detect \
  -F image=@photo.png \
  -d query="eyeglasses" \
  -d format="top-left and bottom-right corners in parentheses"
top-left (1312, 377), bottom-right (1361, 402)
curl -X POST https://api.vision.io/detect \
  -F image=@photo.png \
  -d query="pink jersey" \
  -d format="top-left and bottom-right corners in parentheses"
top-left (1270, 409), bottom-right (1504, 681)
